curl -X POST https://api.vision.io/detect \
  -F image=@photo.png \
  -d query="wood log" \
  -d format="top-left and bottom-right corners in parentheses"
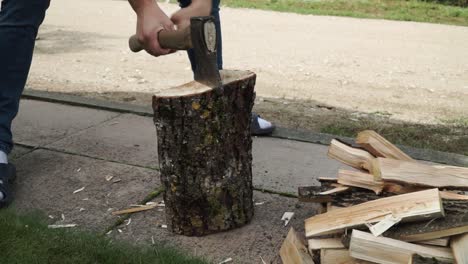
top-left (384, 200), bottom-right (468, 242)
top-left (356, 130), bottom-right (414, 161)
top-left (153, 70), bottom-right (255, 236)
top-left (305, 189), bottom-right (444, 237)
top-left (450, 233), bottom-right (468, 264)
top-left (328, 139), bottom-right (375, 171)
top-left (320, 249), bottom-right (373, 264)
top-left (337, 170), bottom-right (384, 194)
top-left (349, 230), bottom-right (454, 264)
top-left (280, 228), bottom-right (314, 264)
top-left (372, 158), bottom-right (468, 190)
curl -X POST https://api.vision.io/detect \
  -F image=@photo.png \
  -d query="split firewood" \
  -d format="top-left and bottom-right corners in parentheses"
top-left (439, 191), bottom-right (468, 201)
top-left (328, 139), bottom-right (375, 171)
top-left (372, 158), bottom-right (468, 190)
top-left (409, 254), bottom-right (452, 264)
top-left (279, 228), bottom-right (314, 264)
top-left (450, 233), bottom-right (468, 264)
top-left (356, 130), bottom-right (414, 161)
top-left (305, 189), bottom-right (443, 237)
top-left (384, 200), bottom-right (468, 242)
top-left (308, 238), bottom-right (345, 251)
top-left (337, 170), bottom-right (384, 195)
top-left (416, 237), bottom-right (450, 247)
top-left (320, 248), bottom-right (373, 264)
top-left (349, 230), bottom-right (454, 263)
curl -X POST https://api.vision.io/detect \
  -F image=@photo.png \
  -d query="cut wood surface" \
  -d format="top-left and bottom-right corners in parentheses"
top-left (450, 233), bottom-right (468, 264)
top-left (356, 130), bottom-right (413, 161)
top-left (320, 249), bottom-right (373, 264)
top-left (305, 189), bottom-right (443, 237)
top-left (308, 238), bottom-right (344, 251)
top-left (417, 237), bottom-right (450, 247)
top-left (337, 170), bottom-right (384, 194)
top-left (372, 158), bottom-right (468, 189)
top-left (350, 230), bottom-right (454, 264)
top-left (328, 139), bottom-right (375, 171)
top-left (280, 228), bottom-right (314, 264)
top-left (384, 200), bottom-right (468, 242)
top-left (154, 70), bottom-right (256, 236)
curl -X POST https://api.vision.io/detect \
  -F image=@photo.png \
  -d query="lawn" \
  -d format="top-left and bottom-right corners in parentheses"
top-left (0, 209), bottom-right (206, 264)
top-left (219, 0), bottom-right (468, 26)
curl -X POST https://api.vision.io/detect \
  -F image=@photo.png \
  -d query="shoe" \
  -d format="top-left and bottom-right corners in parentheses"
top-left (251, 113), bottom-right (275, 136)
top-left (0, 163), bottom-right (16, 209)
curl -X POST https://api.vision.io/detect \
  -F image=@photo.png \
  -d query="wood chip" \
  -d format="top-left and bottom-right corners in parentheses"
top-left (73, 187), bottom-right (85, 194)
top-left (281, 212), bottom-right (295, 226)
top-left (366, 214), bottom-right (402, 237)
top-left (218, 258), bottom-right (233, 264)
top-left (111, 204), bottom-right (157, 215)
top-left (48, 224), bottom-right (77, 229)
top-left (105, 175), bottom-right (114, 182)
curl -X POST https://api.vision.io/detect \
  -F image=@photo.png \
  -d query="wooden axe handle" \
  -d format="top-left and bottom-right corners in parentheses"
top-left (128, 27), bottom-right (192, 53)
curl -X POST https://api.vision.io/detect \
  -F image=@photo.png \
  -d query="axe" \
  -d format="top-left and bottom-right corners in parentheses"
top-left (128, 16), bottom-right (221, 89)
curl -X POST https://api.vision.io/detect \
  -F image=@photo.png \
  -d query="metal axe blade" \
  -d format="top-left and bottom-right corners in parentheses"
top-left (189, 16), bottom-right (222, 89)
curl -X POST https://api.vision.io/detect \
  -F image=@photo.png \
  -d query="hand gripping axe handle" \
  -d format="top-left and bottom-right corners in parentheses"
top-left (128, 16), bottom-right (221, 89)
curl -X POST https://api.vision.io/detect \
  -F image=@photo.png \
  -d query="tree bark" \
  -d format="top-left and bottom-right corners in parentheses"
top-left (153, 70), bottom-right (255, 236)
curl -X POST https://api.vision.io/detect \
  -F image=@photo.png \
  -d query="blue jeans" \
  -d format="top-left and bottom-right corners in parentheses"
top-left (179, 0), bottom-right (223, 71)
top-left (0, 0), bottom-right (50, 154)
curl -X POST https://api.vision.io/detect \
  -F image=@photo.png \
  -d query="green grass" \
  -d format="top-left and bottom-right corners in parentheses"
top-left (219, 0), bottom-right (468, 26)
top-left (0, 209), bottom-right (207, 264)
top-left (320, 118), bottom-right (468, 156)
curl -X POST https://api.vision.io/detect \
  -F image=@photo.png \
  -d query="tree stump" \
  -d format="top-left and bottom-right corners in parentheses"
top-left (153, 70), bottom-right (256, 236)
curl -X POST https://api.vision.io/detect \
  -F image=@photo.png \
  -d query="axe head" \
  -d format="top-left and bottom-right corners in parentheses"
top-left (190, 16), bottom-right (222, 89)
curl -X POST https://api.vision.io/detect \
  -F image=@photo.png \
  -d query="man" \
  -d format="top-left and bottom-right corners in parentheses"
top-left (0, 0), bottom-right (274, 208)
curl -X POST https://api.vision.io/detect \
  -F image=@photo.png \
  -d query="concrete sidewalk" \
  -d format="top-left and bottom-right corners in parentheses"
top-left (9, 99), bottom-right (353, 263)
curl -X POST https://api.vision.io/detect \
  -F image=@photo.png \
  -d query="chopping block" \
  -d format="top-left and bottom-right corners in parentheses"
top-left (130, 17), bottom-right (256, 236)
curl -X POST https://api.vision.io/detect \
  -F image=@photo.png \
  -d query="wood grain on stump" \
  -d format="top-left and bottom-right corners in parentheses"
top-left (153, 70), bottom-right (255, 236)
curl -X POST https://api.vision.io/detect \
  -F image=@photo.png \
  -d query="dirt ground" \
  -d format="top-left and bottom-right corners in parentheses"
top-left (28, 0), bottom-right (468, 125)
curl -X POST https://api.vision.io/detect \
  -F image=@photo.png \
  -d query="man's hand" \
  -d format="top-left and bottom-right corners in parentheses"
top-left (171, 0), bottom-right (212, 30)
top-left (129, 0), bottom-right (174, 56)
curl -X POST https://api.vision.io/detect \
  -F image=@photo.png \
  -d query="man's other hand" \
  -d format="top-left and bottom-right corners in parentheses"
top-left (171, 0), bottom-right (212, 30)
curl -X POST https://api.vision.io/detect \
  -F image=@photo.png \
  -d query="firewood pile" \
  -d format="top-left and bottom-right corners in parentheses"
top-left (280, 130), bottom-right (468, 264)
